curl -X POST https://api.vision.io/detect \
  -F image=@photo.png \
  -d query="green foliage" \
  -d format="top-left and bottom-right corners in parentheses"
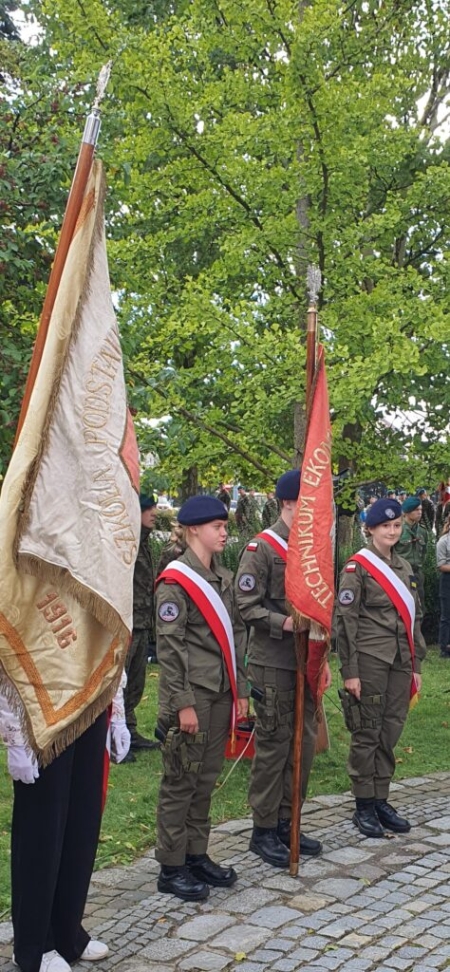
top-left (2, 1), bottom-right (450, 490)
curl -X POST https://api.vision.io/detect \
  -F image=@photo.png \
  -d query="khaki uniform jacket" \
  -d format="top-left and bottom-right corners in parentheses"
top-left (234, 517), bottom-right (296, 671)
top-left (133, 526), bottom-right (154, 629)
top-left (395, 520), bottom-right (428, 571)
top-left (335, 542), bottom-right (426, 680)
top-left (155, 547), bottom-right (248, 713)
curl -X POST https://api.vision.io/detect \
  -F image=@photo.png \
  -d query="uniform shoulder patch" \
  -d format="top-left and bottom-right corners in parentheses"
top-left (158, 601), bottom-right (180, 622)
top-left (238, 573), bottom-right (256, 592)
top-left (345, 563), bottom-right (357, 572)
top-left (339, 589), bottom-right (355, 605)
top-left (246, 541), bottom-right (258, 551)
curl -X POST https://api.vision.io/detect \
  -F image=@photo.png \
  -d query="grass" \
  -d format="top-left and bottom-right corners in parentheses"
top-left (1, 648), bottom-right (450, 914)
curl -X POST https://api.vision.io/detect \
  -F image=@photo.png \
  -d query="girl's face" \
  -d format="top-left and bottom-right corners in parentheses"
top-left (368, 517), bottom-right (402, 548)
top-left (191, 519), bottom-right (228, 555)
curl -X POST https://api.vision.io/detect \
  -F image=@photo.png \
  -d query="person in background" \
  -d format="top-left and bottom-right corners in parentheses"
top-left (123, 494), bottom-right (159, 762)
top-left (235, 485), bottom-right (249, 535)
top-left (335, 498), bottom-right (426, 838)
top-left (395, 496), bottom-right (428, 611)
top-left (262, 490), bottom-right (279, 528)
top-left (217, 483), bottom-right (231, 510)
top-left (416, 488), bottom-right (435, 532)
top-left (247, 488), bottom-right (261, 534)
top-left (436, 515), bottom-right (450, 659)
top-left (154, 496), bottom-right (249, 901)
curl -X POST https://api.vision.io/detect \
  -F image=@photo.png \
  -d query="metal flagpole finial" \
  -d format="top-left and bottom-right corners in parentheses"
top-left (93, 61), bottom-right (112, 111)
top-left (82, 61), bottom-right (113, 147)
top-left (307, 264), bottom-right (322, 307)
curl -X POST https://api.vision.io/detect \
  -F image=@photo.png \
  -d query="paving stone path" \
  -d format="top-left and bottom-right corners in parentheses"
top-left (2, 773), bottom-right (450, 972)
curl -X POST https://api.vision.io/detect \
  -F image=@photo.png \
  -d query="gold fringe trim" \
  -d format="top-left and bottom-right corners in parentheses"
top-left (16, 552), bottom-right (127, 640)
top-left (1, 658), bottom-right (125, 768)
top-left (0, 664), bottom-right (39, 758)
top-left (38, 665), bottom-right (123, 768)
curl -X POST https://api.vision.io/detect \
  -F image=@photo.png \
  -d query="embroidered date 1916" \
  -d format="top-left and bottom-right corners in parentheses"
top-left (36, 591), bottom-right (78, 649)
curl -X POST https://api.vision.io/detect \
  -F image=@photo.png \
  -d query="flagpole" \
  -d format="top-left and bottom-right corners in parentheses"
top-left (289, 265), bottom-right (321, 877)
top-left (14, 62), bottom-right (112, 445)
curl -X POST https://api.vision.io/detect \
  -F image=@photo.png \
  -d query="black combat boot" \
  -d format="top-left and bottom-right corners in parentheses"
top-left (129, 732), bottom-right (160, 751)
top-left (157, 865), bottom-right (209, 901)
top-left (277, 818), bottom-right (322, 857)
top-left (249, 826), bottom-right (290, 867)
top-left (375, 799), bottom-right (411, 833)
top-left (186, 853), bottom-right (237, 887)
top-left (352, 798), bottom-right (386, 838)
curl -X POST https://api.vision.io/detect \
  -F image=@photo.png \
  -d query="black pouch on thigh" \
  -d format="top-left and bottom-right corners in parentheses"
top-left (358, 694), bottom-right (383, 732)
top-left (161, 726), bottom-right (208, 779)
top-left (255, 685), bottom-right (278, 734)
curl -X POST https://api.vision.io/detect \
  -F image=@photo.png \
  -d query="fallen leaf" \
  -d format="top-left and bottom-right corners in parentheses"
top-left (235, 953), bottom-right (246, 962)
top-left (403, 746), bottom-right (414, 754)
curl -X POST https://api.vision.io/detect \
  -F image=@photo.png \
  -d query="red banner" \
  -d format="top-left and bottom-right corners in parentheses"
top-left (286, 345), bottom-right (334, 639)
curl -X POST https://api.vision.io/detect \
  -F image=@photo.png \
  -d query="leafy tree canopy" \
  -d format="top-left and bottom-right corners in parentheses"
top-left (2, 0), bottom-right (450, 499)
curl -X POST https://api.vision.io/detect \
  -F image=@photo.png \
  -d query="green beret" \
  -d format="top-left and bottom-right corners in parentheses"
top-left (402, 496), bottom-right (421, 513)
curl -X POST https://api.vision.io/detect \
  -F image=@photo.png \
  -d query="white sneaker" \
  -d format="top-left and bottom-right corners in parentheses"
top-left (79, 940), bottom-right (109, 962)
top-left (40, 952), bottom-right (71, 972)
top-left (13, 952), bottom-right (71, 972)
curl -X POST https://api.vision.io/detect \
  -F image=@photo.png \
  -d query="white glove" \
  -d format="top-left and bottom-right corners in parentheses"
top-left (0, 689), bottom-right (40, 783)
top-left (110, 670), bottom-right (131, 764)
top-left (7, 744), bottom-right (40, 784)
top-left (110, 721), bottom-right (131, 763)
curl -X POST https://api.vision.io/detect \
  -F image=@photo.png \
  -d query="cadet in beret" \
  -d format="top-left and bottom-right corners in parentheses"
top-left (154, 496), bottom-right (249, 901)
top-left (395, 496), bottom-right (428, 610)
top-left (235, 469), bottom-right (329, 867)
top-left (335, 498), bottom-right (426, 837)
top-left (122, 494), bottom-right (159, 761)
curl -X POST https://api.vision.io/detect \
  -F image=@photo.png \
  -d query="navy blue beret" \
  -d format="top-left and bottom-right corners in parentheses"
top-left (366, 498), bottom-right (402, 527)
top-left (178, 495), bottom-right (228, 526)
top-left (140, 493), bottom-right (156, 511)
top-left (276, 469), bottom-right (301, 501)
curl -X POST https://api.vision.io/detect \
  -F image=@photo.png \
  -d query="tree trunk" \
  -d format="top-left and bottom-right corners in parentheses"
top-left (180, 465), bottom-right (199, 502)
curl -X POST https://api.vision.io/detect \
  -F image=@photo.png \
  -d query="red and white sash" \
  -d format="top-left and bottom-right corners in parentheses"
top-left (257, 529), bottom-right (288, 561)
top-left (156, 561), bottom-right (238, 730)
top-left (350, 548), bottom-right (418, 705)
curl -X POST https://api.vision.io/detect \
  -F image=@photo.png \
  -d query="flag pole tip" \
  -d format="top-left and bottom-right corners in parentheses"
top-left (307, 264), bottom-right (322, 306)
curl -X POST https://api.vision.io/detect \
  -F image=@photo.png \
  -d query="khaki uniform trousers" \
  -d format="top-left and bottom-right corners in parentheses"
top-left (156, 685), bottom-right (231, 866)
top-left (248, 664), bottom-right (317, 829)
top-left (347, 648), bottom-right (411, 800)
top-left (124, 629), bottom-right (149, 735)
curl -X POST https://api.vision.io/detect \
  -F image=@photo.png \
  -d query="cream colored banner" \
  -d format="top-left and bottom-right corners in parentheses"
top-left (0, 161), bottom-right (140, 761)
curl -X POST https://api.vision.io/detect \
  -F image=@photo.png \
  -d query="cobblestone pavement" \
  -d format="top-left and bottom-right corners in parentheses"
top-left (2, 773), bottom-right (450, 972)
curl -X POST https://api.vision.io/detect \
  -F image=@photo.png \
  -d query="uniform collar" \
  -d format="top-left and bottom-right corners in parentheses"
top-left (366, 540), bottom-right (403, 569)
top-left (182, 546), bottom-right (229, 586)
top-left (270, 516), bottom-right (290, 541)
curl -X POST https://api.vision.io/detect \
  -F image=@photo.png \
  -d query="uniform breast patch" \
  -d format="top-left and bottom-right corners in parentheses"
top-left (339, 589), bottom-right (355, 605)
top-left (158, 601), bottom-right (180, 622)
top-left (238, 573), bottom-right (256, 591)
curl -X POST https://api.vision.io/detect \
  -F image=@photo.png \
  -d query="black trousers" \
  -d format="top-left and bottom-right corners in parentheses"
top-left (439, 575), bottom-right (450, 653)
top-left (12, 710), bottom-right (108, 972)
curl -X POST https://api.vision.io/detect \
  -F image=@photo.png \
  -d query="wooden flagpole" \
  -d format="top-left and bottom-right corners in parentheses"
top-left (289, 265), bottom-right (321, 876)
top-left (14, 62), bottom-right (112, 445)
